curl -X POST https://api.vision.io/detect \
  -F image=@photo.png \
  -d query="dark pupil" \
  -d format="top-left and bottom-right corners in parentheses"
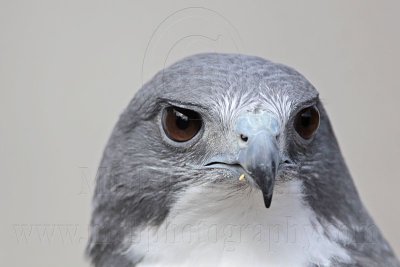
top-left (301, 110), bottom-right (312, 128)
top-left (174, 110), bottom-right (189, 130)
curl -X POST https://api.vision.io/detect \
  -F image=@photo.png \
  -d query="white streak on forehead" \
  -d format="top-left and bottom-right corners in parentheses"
top-left (212, 90), bottom-right (255, 127)
top-left (259, 91), bottom-right (294, 123)
top-left (212, 87), bottom-right (294, 130)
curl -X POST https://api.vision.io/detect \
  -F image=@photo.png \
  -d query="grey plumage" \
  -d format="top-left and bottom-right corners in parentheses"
top-left (86, 53), bottom-right (399, 266)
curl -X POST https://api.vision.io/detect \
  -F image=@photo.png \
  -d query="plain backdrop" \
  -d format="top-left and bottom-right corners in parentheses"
top-left (1, 0), bottom-right (399, 266)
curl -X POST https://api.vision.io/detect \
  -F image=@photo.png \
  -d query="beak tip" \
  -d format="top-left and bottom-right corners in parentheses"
top-left (263, 194), bottom-right (273, 208)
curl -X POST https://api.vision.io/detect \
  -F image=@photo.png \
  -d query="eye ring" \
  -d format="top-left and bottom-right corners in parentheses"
top-left (294, 106), bottom-right (320, 140)
top-left (162, 106), bottom-right (202, 142)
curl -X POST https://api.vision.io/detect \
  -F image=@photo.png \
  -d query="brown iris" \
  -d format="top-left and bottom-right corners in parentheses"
top-left (162, 106), bottom-right (202, 142)
top-left (294, 106), bottom-right (320, 140)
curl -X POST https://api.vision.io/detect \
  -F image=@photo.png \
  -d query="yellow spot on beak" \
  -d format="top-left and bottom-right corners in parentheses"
top-left (239, 174), bottom-right (246, 182)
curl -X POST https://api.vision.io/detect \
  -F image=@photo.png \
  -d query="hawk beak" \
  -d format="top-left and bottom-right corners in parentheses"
top-left (237, 131), bottom-right (279, 208)
top-left (204, 131), bottom-right (280, 208)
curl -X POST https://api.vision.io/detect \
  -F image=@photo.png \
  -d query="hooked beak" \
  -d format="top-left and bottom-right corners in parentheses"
top-left (237, 131), bottom-right (279, 208)
top-left (205, 131), bottom-right (280, 208)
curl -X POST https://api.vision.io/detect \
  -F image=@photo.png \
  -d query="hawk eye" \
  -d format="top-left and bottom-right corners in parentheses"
top-left (162, 106), bottom-right (202, 142)
top-left (294, 106), bottom-right (320, 140)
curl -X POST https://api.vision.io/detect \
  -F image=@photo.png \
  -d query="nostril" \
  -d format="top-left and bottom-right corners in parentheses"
top-left (282, 159), bottom-right (293, 165)
top-left (240, 134), bottom-right (248, 142)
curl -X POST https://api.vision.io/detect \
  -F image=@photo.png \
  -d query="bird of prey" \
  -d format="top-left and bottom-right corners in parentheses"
top-left (87, 53), bottom-right (399, 267)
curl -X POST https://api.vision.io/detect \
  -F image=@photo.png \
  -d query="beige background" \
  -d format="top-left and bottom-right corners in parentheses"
top-left (1, 0), bottom-right (399, 266)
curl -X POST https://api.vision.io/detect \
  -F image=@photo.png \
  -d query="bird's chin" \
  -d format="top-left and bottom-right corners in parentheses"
top-left (203, 163), bottom-right (276, 208)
